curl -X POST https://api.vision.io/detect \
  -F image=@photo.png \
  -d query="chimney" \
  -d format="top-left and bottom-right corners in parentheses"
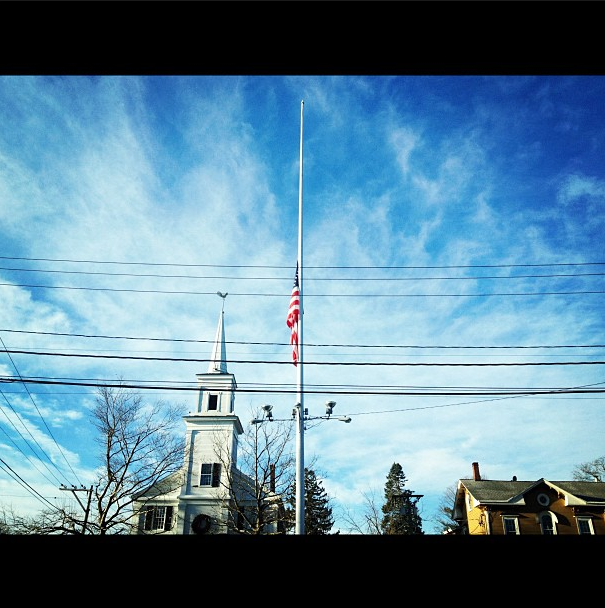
top-left (472, 462), bottom-right (481, 480)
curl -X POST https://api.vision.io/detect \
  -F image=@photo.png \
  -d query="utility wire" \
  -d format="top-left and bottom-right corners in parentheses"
top-left (3, 376), bottom-right (599, 389)
top-left (0, 336), bottom-right (82, 486)
top-left (2, 265), bottom-right (604, 281)
top-left (2, 349), bottom-right (605, 366)
top-left (1, 282), bottom-right (604, 297)
top-left (0, 457), bottom-right (61, 511)
top-left (1, 377), bottom-right (604, 396)
top-left (353, 381), bottom-right (605, 416)
top-left (0, 392), bottom-right (70, 486)
top-left (2, 328), bottom-right (604, 349)
top-left (2, 375), bottom-right (604, 394)
top-left (1, 255), bottom-right (604, 269)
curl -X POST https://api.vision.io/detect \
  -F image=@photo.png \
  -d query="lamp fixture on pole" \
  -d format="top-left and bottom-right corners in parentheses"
top-left (249, 400), bottom-right (352, 534)
top-left (252, 403), bottom-right (350, 427)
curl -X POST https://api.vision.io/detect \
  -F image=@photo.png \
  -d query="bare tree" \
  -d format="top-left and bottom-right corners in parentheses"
top-left (87, 383), bottom-right (187, 534)
top-left (10, 383), bottom-right (188, 535)
top-left (339, 488), bottom-right (383, 534)
top-left (429, 482), bottom-right (462, 534)
top-left (211, 406), bottom-right (295, 534)
top-left (0, 502), bottom-right (82, 535)
top-left (572, 455), bottom-right (605, 482)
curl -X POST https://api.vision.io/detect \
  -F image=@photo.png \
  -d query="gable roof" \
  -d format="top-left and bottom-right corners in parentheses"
top-left (131, 470), bottom-right (185, 501)
top-left (456, 478), bottom-right (605, 509)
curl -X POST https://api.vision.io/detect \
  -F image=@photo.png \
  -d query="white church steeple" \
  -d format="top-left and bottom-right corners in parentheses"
top-left (171, 297), bottom-right (242, 534)
top-left (193, 293), bottom-right (236, 416)
top-left (208, 297), bottom-right (227, 374)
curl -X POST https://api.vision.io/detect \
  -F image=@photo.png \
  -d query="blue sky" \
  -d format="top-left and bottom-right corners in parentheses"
top-left (0, 75), bottom-right (604, 534)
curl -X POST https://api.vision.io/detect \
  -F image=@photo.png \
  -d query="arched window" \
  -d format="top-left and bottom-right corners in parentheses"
top-left (538, 511), bottom-right (558, 535)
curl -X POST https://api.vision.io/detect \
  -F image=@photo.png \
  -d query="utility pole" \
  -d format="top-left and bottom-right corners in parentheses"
top-left (60, 484), bottom-right (94, 534)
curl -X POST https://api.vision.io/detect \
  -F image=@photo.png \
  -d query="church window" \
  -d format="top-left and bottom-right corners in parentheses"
top-left (143, 505), bottom-right (173, 531)
top-left (208, 394), bottom-right (218, 411)
top-left (200, 462), bottom-right (221, 487)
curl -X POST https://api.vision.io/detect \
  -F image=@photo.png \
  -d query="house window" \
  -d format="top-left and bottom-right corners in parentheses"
top-left (577, 517), bottom-right (595, 535)
top-left (502, 515), bottom-right (520, 535)
top-left (208, 394), bottom-right (218, 411)
top-left (539, 512), bottom-right (556, 535)
top-left (200, 462), bottom-right (221, 487)
top-left (144, 506), bottom-right (173, 531)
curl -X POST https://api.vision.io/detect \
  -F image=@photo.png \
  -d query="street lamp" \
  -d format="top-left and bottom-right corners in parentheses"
top-left (250, 404), bottom-right (274, 424)
top-left (253, 402), bottom-right (350, 427)
top-left (323, 400), bottom-right (351, 423)
top-left (249, 400), bottom-right (352, 534)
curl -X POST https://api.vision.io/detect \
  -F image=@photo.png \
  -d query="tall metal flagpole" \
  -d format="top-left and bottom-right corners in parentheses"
top-left (295, 100), bottom-right (305, 535)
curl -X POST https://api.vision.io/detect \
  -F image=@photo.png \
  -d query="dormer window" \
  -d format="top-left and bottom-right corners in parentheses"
top-left (208, 394), bottom-right (218, 411)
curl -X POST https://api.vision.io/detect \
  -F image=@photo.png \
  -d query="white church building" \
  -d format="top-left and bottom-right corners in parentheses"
top-left (130, 305), bottom-right (285, 535)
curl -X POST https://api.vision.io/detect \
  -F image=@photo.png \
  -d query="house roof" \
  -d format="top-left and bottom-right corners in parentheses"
top-left (131, 470), bottom-right (185, 501)
top-left (456, 478), bottom-right (605, 509)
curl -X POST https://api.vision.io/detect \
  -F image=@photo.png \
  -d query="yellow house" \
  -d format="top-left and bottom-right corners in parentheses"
top-left (452, 462), bottom-right (605, 535)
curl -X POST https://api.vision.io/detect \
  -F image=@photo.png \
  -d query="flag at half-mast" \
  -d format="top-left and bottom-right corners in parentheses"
top-left (286, 264), bottom-right (300, 366)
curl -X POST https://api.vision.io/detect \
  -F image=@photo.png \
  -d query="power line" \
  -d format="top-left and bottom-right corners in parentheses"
top-left (0, 337), bottom-right (83, 487)
top-left (2, 349), bottom-right (605, 366)
top-left (0, 457), bottom-right (61, 512)
top-left (2, 265), bottom-right (604, 281)
top-left (3, 328), bottom-right (605, 349)
top-left (2, 282), bottom-right (604, 297)
top-left (354, 387), bottom-right (605, 415)
top-left (2, 255), bottom-right (604, 269)
top-left (0, 399), bottom-right (69, 487)
top-left (3, 375), bottom-right (604, 393)
top-left (1, 377), bottom-right (604, 396)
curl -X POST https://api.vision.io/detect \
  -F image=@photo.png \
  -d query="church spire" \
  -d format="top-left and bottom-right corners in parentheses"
top-left (209, 292), bottom-right (228, 373)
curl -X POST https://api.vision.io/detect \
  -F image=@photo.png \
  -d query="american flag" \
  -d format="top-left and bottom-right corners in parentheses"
top-left (286, 264), bottom-right (300, 366)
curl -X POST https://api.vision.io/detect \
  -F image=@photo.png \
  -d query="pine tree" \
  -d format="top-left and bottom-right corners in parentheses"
top-left (285, 468), bottom-right (336, 534)
top-left (380, 462), bottom-right (423, 535)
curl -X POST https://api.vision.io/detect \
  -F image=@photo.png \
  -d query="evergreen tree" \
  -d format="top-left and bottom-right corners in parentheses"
top-left (380, 462), bottom-right (423, 535)
top-left (285, 468), bottom-right (335, 534)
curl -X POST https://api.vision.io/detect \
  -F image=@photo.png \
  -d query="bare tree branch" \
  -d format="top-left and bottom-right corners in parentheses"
top-left (338, 488), bottom-right (383, 534)
top-left (211, 406), bottom-right (295, 534)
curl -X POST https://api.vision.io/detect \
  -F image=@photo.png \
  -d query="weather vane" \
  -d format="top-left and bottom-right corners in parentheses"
top-left (216, 291), bottom-right (228, 311)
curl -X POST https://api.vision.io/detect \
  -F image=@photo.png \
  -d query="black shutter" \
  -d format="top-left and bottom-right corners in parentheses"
top-left (165, 506), bottom-right (173, 530)
top-left (212, 463), bottom-right (221, 487)
top-left (144, 508), bottom-right (153, 531)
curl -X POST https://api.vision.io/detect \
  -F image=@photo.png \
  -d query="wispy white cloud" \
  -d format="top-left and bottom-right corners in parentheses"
top-left (1, 75), bottom-right (603, 534)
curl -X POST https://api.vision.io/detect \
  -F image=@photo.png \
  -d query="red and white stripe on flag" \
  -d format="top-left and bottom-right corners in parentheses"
top-left (286, 266), bottom-right (300, 366)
